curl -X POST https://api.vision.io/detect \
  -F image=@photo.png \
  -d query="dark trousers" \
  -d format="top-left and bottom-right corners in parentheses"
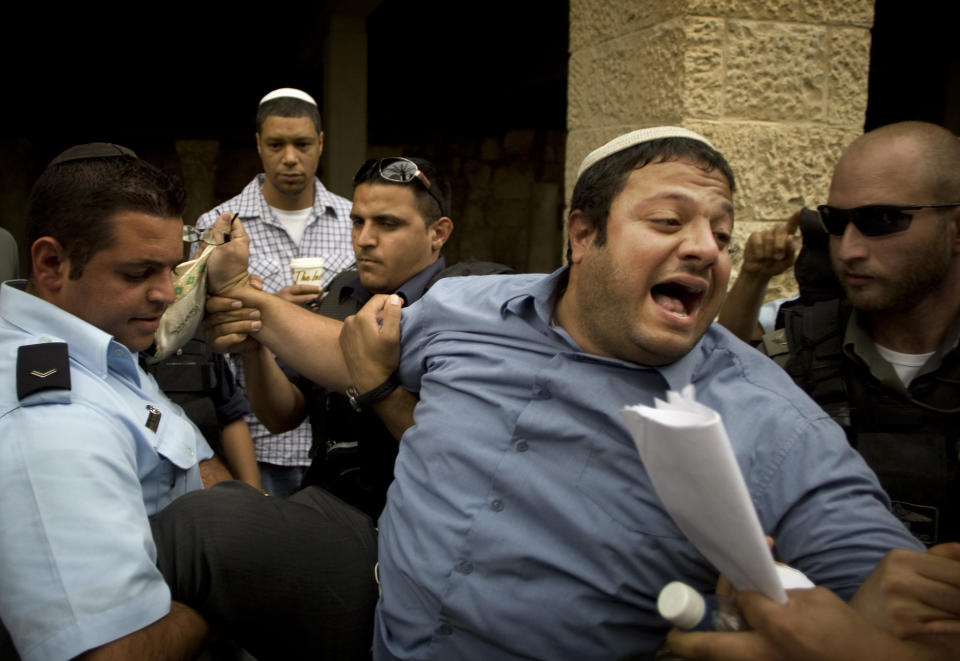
top-left (150, 481), bottom-right (378, 660)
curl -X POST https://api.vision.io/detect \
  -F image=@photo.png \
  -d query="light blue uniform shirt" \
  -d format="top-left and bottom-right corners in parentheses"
top-left (374, 268), bottom-right (921, 661)
top-left (0, 281), bottom-right (213, 661)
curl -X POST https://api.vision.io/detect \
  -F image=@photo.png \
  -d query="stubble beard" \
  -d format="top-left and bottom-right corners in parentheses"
top-left (839, 225), bottom-right (952, 314)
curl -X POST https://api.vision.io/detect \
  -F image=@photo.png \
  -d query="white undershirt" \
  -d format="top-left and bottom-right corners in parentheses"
top-left (875, 344), bottom-right (934, 388)
top-left (269, 206), bottom-right (313, 246)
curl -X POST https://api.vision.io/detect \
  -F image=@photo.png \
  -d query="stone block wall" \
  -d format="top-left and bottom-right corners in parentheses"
top-left (568, 0), bottom-right (874, 300)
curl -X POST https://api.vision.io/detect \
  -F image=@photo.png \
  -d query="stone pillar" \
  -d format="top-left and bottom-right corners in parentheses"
top-left (567, 0), bottom-right (874, 298)
top-left (322, 12), bottom-right (371, 199)
top-left (175, 139), bottom-right (220, 226)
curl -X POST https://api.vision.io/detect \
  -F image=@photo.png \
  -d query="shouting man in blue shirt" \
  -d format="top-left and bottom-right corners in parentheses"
top-left (204, 127), bottom-right (922, 659)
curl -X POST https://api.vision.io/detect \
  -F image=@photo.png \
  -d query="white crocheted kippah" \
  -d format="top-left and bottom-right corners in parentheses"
top-left (259, 88), bottom-right (317, 107)
top-left (576, 126), bottom-right (716, 180)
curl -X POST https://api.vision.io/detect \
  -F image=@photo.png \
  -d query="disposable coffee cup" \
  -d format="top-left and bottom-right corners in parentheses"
top-left (290, 257), bottom-right (324, 285)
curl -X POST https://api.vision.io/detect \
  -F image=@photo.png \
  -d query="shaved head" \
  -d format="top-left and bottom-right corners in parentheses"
top-left (834, 121), bottom-right (960, 202)
top-left (827, 121), bottom-right (960, 325)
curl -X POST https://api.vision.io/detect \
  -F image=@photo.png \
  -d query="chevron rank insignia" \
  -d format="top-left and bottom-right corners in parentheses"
top-left (17, 343), bottom-right (71, 400)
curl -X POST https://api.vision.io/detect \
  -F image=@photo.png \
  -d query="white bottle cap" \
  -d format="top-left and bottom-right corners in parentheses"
top-left (776, 564), bottom-right (815, 590)
top-left (657, 581), bottom-right (706, 630)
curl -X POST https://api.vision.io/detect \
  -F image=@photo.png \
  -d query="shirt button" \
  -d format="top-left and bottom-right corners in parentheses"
top-left (188, 448), bottom-right (195, 457)
top-left (516, 440), bottom-right (529, 452)
top-left (532, 385), bottom-right (551, 400)
top-left (436, 623), bottom-right (453, 636)
top-left (455, 561), bottom-right (473, 574)
top-left (491, 499), bottom-right (504, 512)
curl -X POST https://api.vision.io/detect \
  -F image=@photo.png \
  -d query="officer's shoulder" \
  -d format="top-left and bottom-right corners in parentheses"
top-left (434, 260), bottom-right (513, 282)
top-left (12, 340), bottom-right (72, 406)
top-left (327, 268), bottom-right (359, 289)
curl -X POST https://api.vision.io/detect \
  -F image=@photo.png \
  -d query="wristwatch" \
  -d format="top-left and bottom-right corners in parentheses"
top-left (346, 371), bottom-right (401, 412)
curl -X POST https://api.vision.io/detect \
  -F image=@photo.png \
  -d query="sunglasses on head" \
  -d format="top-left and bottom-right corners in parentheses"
top-left (817, 202), bottom-right (960, 237)
top-left (353, 157), bottom-right (448, 217)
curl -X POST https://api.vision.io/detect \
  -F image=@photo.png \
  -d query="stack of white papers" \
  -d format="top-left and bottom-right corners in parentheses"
top-left (620, 385), bottom-right (791, 603)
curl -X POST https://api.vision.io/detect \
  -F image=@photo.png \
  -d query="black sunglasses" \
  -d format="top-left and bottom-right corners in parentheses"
top-left (817, 203), bottom-right (960, 237)
top-left (353, 157), bottom-right (448, 217)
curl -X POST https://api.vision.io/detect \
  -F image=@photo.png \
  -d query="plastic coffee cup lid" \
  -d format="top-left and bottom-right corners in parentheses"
top-left (290, 258), bottom-right (324, 268)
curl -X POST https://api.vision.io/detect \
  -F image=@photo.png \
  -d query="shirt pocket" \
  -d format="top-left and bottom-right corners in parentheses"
top-left (576, 439), bottom-right (687, 539)
top-left (249, 256), bottom-right (288, 292)
top-left (153, 410), bottom-right (203, 470)
top-left (321, 251), bottom-right (356, 281)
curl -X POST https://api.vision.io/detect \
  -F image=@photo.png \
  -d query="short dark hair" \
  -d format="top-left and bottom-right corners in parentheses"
top-left (26, 153), bottom-right (186, 279)
top-left (353, 157), bottom-right (452, 226)
top-left (568, 137), bottom-right (736, 261)
top-left (256, 97), bottom-right (323, 135)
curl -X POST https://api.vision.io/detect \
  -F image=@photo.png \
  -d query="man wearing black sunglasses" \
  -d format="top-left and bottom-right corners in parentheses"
top-left (764, 121), bottom-right (960, 548)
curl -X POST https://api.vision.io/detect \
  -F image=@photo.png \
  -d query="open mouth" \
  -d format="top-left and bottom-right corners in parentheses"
top-left (651, 280), bottom-right (707, 318)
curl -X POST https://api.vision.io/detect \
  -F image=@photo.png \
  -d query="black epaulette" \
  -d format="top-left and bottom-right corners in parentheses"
top-left (17, 342), bottom-right (71, 401)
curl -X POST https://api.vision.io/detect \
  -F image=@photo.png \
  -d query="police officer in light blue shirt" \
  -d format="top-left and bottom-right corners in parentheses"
top-left (0, 144), bottom-right (214, 661)
top-left (0, 142), bottom-right (379, 661)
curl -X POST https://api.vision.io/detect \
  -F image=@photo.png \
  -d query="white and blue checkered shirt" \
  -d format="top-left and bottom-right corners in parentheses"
top-left (197, 174), bottom-right (354, 466)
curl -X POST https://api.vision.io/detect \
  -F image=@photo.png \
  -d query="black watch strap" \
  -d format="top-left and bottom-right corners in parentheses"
top-left (346, 371), bottom-right (401, 412)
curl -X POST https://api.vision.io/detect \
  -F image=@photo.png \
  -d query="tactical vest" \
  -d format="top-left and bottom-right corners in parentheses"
top-left (145, 338), bottom-right (221, 452)
top-left (300, 260), bottom-right (513, 518)
top-left (775, 300), bottom-right (960, 546)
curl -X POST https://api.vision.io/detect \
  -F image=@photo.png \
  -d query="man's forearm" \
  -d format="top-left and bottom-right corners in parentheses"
top-left (716, 270), bottom-right (771, 343)
top-left (242, 344), bottom-right (309, 433)
top-left (77, 601), bottom-right (208, 661)
top-left (231, 286), bottom-right (350, 392)
top-left (220, 418), bottom-right (262, 490)
top-left (371, 388), bottom-right (419, 441)
top-left (205, 213), bottom-right (348, 390)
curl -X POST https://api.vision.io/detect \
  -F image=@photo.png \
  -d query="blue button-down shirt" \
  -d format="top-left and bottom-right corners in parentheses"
top-left (374, 268), bottom-right (922, 660)
top-left (0, 282), bottom-right (213, 661)
top-left (196, 174), bottom-right (354, 466)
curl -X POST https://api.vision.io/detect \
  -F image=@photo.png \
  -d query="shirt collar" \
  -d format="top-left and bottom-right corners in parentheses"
top-left (249, 173), bottom-right (340, 222)
top-left (498, 266), bottom-right (702, 391)
top-left (0, 280), bottom-right (140, 381)
top-left (844, 308), bottom-right (960, 392)
top-left (342, 257), bottom-right (446, 307)
top-left (312, 178), bottom-right (346, 217)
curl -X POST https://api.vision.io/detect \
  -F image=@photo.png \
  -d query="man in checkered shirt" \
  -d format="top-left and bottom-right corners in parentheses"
top-left (196, 87), bottom-right (353, 496)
